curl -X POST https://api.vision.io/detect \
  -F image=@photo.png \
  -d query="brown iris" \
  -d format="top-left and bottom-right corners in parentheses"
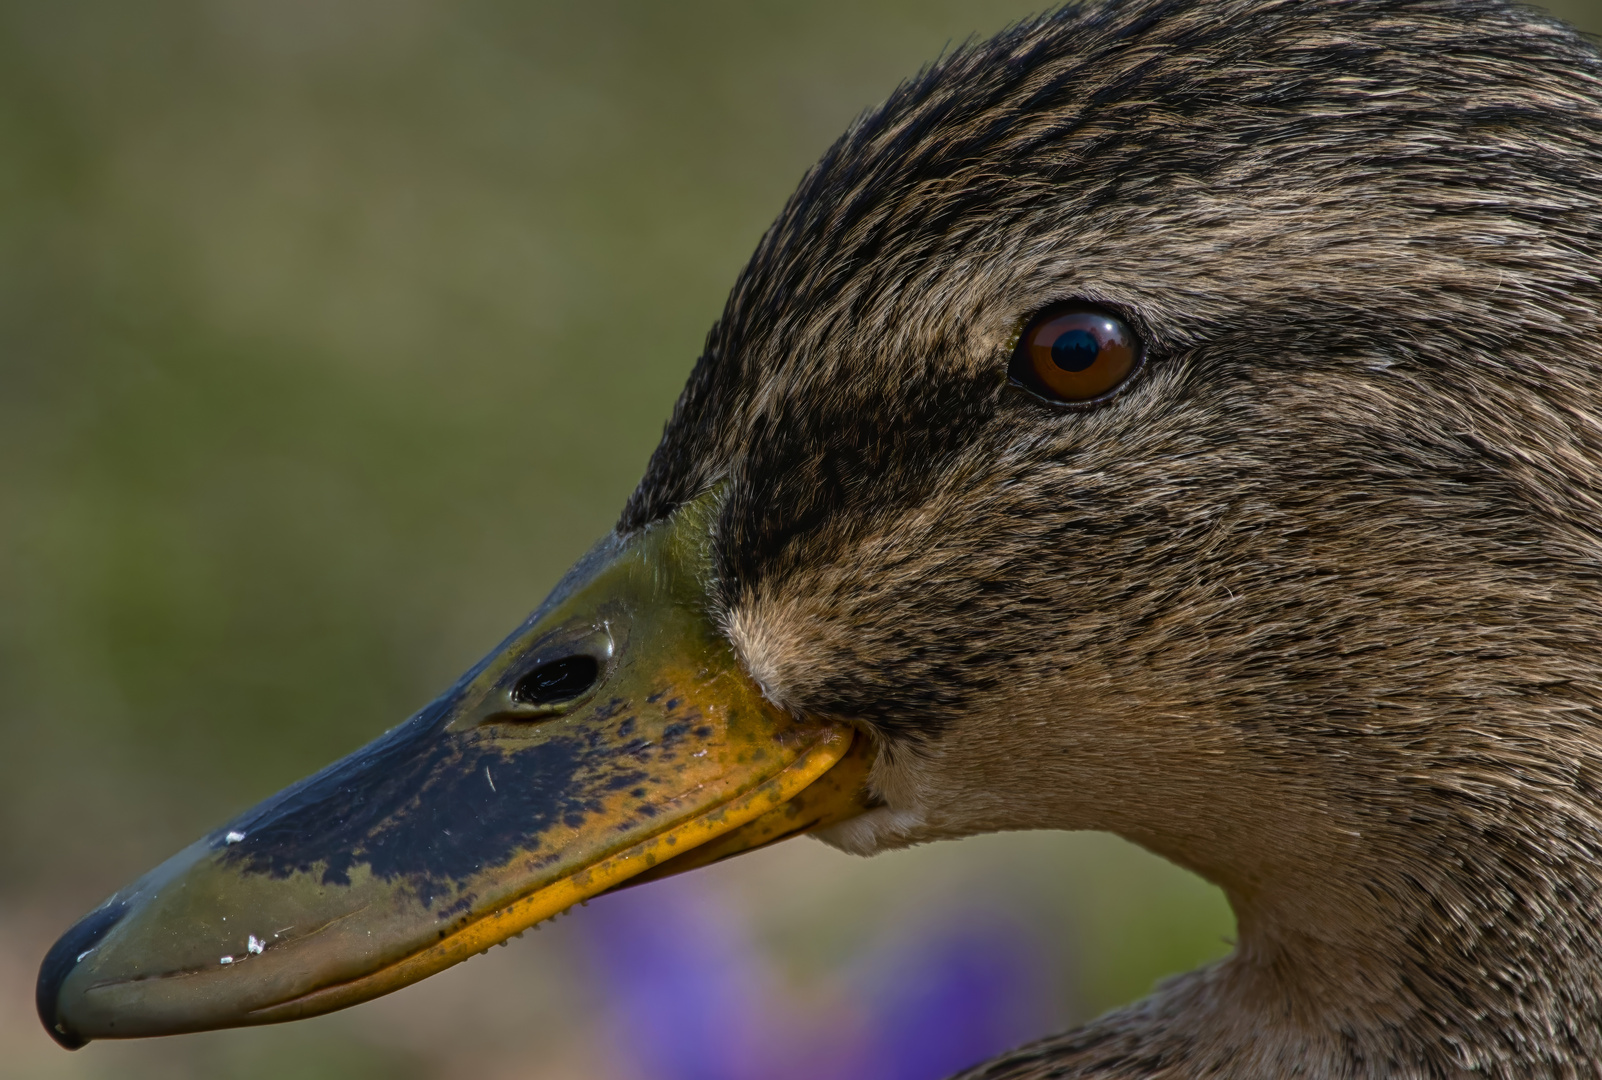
top-left (1010, 303), bottom-right (1141, 404)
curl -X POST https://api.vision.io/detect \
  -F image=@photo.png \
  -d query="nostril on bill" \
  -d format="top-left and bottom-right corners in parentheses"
top-left (512, 655), bottom-right (600, 707)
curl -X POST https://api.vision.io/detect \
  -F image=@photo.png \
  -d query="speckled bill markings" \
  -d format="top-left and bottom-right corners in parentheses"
top-left (37, 493), bottom-right (872, 1047)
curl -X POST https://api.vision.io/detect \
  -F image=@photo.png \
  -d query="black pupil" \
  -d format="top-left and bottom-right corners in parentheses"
top-left (512, 655), bottom-right (600, 706)
top-left (1051, 328), bottom-right (1100, 372)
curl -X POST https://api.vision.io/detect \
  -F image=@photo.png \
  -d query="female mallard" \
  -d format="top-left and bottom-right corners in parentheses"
top-left (36, 0), bottom-right (1602, 1076)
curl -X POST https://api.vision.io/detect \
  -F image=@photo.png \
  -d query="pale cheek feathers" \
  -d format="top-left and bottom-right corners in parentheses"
top-left (723, 594), bottom-right (968, 852)
top-left (809, 746), bottom-right (1008, 857)
top-left (811, 719), bottom-right (1088, 856)
top-left (721, 601), bottom-right (806, 715)
top-left (726, 590), bottom-right (1063, 854)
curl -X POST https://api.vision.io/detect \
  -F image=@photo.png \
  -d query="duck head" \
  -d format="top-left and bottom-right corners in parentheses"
top-left (40, 0), bottom-right (1602, 1070)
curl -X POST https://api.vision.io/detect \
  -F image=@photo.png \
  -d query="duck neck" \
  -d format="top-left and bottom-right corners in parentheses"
top-left (981, 764), bottom-right (1602, 1078)
top-left (1230, 782), bottom-right (1602, 1078)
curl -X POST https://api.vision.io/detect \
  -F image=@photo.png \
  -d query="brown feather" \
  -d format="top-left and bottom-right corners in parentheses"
top-left (629, 1), bottom-right (1602, 1075)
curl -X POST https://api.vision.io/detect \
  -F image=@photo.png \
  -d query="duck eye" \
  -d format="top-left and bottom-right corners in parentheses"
top-left (1010, 303), bottom-right (1142, 404)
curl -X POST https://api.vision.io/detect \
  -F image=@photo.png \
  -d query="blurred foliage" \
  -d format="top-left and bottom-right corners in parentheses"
top-left (0, 0), bottom-right (1078, 879)
top-left (1, 0), bottom-right (1599, 1077)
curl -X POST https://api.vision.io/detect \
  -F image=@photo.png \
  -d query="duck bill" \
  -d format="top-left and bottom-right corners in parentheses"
top-left (38, 493), bottom-right (875, 1048)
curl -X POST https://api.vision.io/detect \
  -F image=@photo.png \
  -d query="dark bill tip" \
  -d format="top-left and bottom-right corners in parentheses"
top-left (38, 899), bottom-right (129, 1049)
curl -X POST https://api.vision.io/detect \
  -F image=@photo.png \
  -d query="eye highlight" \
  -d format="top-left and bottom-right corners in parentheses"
top-left (1010, 303), bottom-right (1142, 405)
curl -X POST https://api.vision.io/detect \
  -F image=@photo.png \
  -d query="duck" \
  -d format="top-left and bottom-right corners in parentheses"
top-left (33, 0), bottom-right (1602, 1076)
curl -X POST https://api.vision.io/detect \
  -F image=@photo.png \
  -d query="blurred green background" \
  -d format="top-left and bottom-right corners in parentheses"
top-left (2, 1), bottom-right (1598, 1077)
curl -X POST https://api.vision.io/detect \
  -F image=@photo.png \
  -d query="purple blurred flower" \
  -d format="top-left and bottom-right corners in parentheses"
top-left (581, 879), bottom-right (766, 1080)
top-left (580, 876), bottom-right (1051, 1080)
top-left (852, 921), bottom-right (1051, 1080)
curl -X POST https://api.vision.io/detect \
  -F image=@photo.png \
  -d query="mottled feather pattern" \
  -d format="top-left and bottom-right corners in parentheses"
top-left (628, 1), bottom-right (1602, 1076)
